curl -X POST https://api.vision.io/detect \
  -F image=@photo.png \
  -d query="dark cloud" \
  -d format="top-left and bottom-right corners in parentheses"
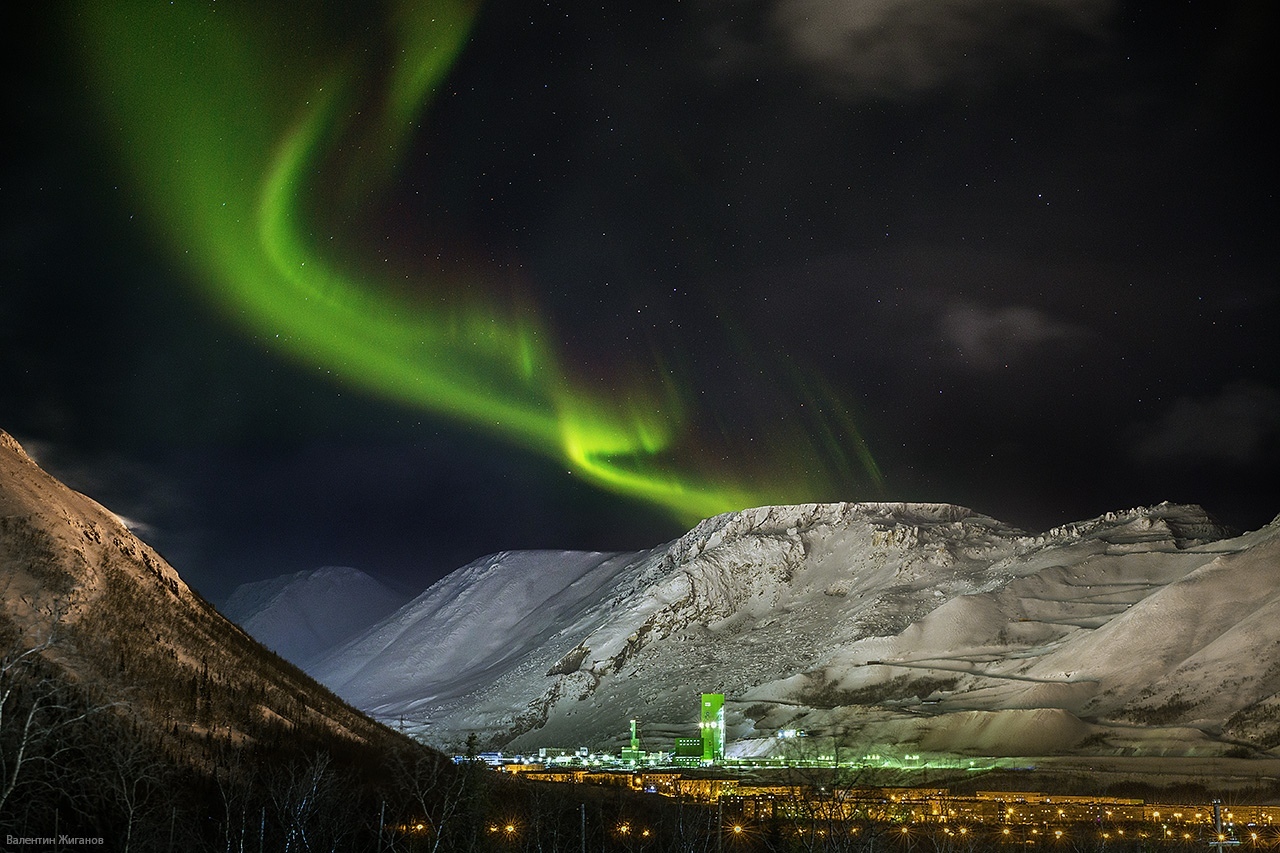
top-left (1133, 381), bottom-right (1280, 467)
top-left (15, 437), bottom-right (187, 545)
top-left (940, 301), bottom-right (1087, 371)
top-left (708, 0), bottom-right (1115, 97)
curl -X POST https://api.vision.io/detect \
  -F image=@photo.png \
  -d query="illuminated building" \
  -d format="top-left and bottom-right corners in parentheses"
top-left (700, 693), bottom-right (725, 762)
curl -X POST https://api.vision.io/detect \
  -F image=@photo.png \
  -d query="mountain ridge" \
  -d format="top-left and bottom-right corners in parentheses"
top-left (303, 500), bottom-right (1280, 760)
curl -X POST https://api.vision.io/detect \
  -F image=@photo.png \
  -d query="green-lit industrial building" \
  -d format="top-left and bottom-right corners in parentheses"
top-left (699, 693), bottom-right (725, 762)
top-left (669, 693), bottom-right (726, 765)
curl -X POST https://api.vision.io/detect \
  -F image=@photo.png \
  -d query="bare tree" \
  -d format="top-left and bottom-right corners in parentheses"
top-left (212, 748), bottom-right (259, 853)
top-left (0, 623), bottom-right (102, 824)
top-left (92, 720), bottom-right (170, 853)
top-left (388, 747), bottom-right (476, 853)
top-left (265, 750), bottom-right (360, 853)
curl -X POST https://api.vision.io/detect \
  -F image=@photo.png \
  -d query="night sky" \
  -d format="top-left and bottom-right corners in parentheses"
top-left (4, 1), bottom-right (1277, 604)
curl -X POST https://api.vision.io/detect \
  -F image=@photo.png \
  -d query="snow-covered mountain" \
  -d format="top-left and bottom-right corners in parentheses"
top-left (222, 566), bottom-right (408, 669)
top-left (311, 501), bottom-right (1280, 760)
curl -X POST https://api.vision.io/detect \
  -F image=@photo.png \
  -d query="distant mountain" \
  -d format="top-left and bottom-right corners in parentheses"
top-left (311, 501), bottom-right (1280, 761)
top-left (223, 566), bottom-right (408, 669)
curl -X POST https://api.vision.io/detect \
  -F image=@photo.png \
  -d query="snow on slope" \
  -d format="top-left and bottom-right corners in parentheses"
top-left (311, 549), bottom-right (665, 712)
top-left (222, 566), bottom-right (408, 669)
top-left (312, 501), bottom-right (1280, 759)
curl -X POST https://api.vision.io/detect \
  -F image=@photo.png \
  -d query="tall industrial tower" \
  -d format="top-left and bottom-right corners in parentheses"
top-left (699, 693), bottom-right (725, 762)
top-left (622, 719), bottom-right (643, 765)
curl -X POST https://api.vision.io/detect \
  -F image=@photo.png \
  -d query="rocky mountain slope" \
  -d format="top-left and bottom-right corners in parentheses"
top-left (309, 501), bottom-right (1280, 760)
top-left (0, 430), bottom-right (399, 761)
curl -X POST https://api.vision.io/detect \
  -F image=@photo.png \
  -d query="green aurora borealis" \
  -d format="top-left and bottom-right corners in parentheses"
top-left (72, 1), bottom-right (880, 525)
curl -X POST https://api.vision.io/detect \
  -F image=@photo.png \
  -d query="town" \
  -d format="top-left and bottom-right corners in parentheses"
top-left (452, 694), bottom-right (1280, 848)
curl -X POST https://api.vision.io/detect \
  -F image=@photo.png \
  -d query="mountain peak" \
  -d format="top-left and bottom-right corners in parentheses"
top-left (0, 430), bottom-right (36, 466)
top-left (1044, 501), bottom-right (1231, 547)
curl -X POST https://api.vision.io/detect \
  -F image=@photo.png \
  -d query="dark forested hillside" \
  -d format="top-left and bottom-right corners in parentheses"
top-left (0, 429), bottom-right (400, 757)
top-left (0, 430), bottom-right (506, 848)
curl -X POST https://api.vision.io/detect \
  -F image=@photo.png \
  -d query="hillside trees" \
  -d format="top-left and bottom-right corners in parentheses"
top-left (388, 745), bottom-right (486, 852)
top-left (0, 620), bottom-right (105, 823)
